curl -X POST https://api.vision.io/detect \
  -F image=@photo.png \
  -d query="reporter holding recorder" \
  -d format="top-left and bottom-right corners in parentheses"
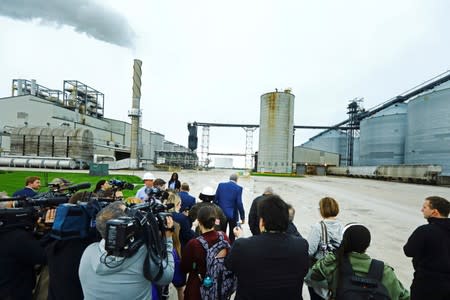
top-left (78, 201), bottom-right (175, 300)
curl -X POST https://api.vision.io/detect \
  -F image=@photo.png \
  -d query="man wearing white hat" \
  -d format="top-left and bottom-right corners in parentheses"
top-left (135, 172), bottom-right (156, 201)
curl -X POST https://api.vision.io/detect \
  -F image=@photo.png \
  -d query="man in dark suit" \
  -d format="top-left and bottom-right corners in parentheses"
top-left (215, 173), bottom-right (245, 242)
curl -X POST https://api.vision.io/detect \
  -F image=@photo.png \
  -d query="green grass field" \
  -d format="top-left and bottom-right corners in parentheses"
top-left (0, 170), bottom-right (142, 198)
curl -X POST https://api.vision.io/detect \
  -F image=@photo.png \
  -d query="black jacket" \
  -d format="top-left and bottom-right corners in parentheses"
top-left (0, 229), bottom-right (46, 300)
top-left (404, 217), bottom-right (450, 280)
top-left (46, 239), bottom-right (93, 300)
top-left (225, 232), bottom-right (309, 300)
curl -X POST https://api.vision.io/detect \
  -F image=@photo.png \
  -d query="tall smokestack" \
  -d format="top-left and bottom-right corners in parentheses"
top-left (129, 59), bottom-right (142, 169)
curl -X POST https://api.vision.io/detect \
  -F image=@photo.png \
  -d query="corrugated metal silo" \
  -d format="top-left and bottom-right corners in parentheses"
top-left (258, 91), bottom-right (294, 173)
top-left (405, 84), bottom-right (450, 174)
top-left (359, 103), bottom-right (407, 165)
top-left (302, 130), bottom-right (347, 165)
top-left (352, 137), bottom-right (360, 166)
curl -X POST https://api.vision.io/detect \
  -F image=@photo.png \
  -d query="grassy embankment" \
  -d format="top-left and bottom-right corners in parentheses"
top-left (0, 170), bottom-right (142, 198)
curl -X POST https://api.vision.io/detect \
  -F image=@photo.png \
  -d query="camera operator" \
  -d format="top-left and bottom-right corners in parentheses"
top-left (79, 201), bottom-right (175, 300)
top-left (145, 178), bottom-right (169, 205)
top-left (0, 199), bottom-right (47, 300)
top-left (93, 179), bottom-right (111, 197)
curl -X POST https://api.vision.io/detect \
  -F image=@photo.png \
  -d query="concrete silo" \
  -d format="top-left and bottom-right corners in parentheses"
top-left (405, 83), bottom-right (450, 174)
top-left (359, 103), bottom-right (407, 165)
top-left (258, 90), bottom-right (294, 173)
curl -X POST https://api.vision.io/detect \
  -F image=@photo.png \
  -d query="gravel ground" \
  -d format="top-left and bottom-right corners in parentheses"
top-left (130, 168), bottom-right (450, 299)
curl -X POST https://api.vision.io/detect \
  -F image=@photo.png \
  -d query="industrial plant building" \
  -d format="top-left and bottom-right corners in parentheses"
top-left (0, 77), bottom-right (195, 169)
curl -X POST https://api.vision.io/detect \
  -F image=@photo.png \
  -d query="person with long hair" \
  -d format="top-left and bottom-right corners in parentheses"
top-left (93, 179), bottom-right (110, 197)
top-left (307, 197), bottom-right (344, 299)
top-left (181, 205), bottom-right (231, 300)
top-left (166, 192), bottom-right (196, 248)
top-left (305, 223), bottom-right (410, 300)
top-left (168, 172), bottom-right (181, 191)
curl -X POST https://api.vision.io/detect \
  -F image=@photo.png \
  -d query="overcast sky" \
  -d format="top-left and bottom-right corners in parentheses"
top-left (1, 0), bottom-right (450, 167)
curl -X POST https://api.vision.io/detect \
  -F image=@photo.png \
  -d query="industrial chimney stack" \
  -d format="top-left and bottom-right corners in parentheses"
top-left (128, 59), bottom-right (143, 169)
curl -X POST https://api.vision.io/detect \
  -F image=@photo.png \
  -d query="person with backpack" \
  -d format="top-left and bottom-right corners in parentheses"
top-left (225, 195), bottom-right (309, 300)
top-left (181, 205), bottom-right (235, 300)
top-left (307, 197), bottom-right (344, 299)
top-left (305, 223), bottom-right (410, 300)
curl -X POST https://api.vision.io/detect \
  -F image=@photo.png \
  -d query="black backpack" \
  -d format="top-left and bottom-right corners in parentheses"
top-left (336, 256), bottom-right (391, 300)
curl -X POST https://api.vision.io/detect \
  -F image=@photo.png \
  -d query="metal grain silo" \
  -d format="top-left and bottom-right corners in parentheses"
top-left (359, 103), bottom-right (407, 165)
top-left (353, 137), bottom-right (360, 166)
top-left (405, 83), bottom-right (450, 174)
top-left (258, 90), bottom-right (294, 173)
top-left (301, 130), bottom-right (348, 165)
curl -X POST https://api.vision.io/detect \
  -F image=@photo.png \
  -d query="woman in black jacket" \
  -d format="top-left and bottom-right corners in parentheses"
top-left (168, 172), bottom-right (181, 191)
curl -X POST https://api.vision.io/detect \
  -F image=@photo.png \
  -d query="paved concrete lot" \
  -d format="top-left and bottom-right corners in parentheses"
top-left (127, 168), bottom-right (450, 299)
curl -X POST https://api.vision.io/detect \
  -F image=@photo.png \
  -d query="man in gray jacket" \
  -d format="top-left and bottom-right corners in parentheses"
top-left (79, 201), bottom-right (175, 300)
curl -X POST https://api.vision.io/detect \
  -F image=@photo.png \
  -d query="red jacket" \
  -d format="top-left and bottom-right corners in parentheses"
top-left (181, 230), bottom-right (230, 300)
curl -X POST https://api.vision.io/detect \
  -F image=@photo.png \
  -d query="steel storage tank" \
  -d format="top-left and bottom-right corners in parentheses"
top-left (258, 91), bottom-right (295, 173)
top-left (359, 103), bottom-right (407, 166)
top-left (405, 83), bottom-right (450, 174)
top-left (352, 137), bottom-right (360, 166)
top-left (301, 130), bottom-right (348, 165)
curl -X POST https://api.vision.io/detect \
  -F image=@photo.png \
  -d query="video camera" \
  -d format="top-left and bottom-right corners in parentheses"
top-left (0, 206), bottom-right (39, 232)
top-left (146, 187), bottom-right (169, 202)
top-left (0, 182), bottom-right (93, 235)
top-left (105, 201), bottom-right (174, 258)
top-left (109, 179), bottom-right (134, 191)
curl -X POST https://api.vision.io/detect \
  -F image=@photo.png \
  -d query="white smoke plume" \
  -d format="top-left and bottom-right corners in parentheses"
top-left (0, 0), bottom-right (135, 48)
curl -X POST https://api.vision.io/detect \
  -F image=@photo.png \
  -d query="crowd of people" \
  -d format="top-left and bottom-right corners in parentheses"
top-left (0, 172), bottom-right (449, 300)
